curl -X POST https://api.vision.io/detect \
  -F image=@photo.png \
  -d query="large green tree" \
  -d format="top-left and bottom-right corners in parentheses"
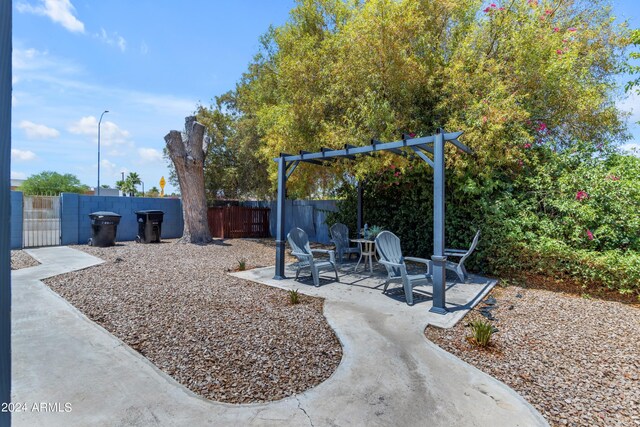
top-left (18, 171), bottom-right (89, 195)
top-left (217, 0), bottom-right (628, 197)
top-left (196, 93), bottom-right (271, 201)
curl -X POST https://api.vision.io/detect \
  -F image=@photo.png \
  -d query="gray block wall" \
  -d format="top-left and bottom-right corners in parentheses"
top-left (61, 193), bottom-right (183, 245)
top-left (10, 191), bottom-right (23, 249)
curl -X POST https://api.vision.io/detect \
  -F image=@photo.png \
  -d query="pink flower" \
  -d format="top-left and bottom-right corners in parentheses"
top-left (556, 49), bottom-right (564, 55)
top-left (394, 171), bottom-right (400, 177)
top-left (490, 3), bottom-right (497, 7)
top-left (390, 164), bottom-right (396, 170)
top-left (482, 116), bottom-right (488, 124)
top-left (518, 159), bottom-right (524, 166)
top-left (408, 132), bottom-right (416, 138)
top-left (484, 7), bottom-right (491, 12)
top-left (586, 229), bottom-right (594, 240)
top-left (576, 190), bottom-right (589, 201)
top-left (568, 27), bottom-right (577, 32)
top-left (537, 122), bottom-right (547, 132)
top-left (524, 143), bottom-right (532, 149)
top-left (528, 0), bottom-right (538, 6)
top-left (562, 39), bottom-right (568, 43)
top-left (545, 9), bottom-right (553, 15)
top-left (499, 7), bottom-right (505, 11)
top-left (553, 27), bottom-right (560, 32)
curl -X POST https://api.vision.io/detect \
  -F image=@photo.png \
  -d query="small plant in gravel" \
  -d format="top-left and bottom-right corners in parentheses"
top-left (237, 257), bottom-right (247, 271)
top-left (288, 289), bottom-right (300, 305)
top-left (468, 319), bottom-right (494, 347)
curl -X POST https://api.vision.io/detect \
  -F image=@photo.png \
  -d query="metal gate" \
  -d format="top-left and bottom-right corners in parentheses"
top-left (23, 195), bottom-right (61, 248)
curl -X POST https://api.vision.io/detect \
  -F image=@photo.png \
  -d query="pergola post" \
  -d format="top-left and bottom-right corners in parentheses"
top-left (357, 181), bottom-right (363, 237)
top-left (273, 156), bottom-right (287, 279)
top-left (430, 130), bottom-right (447, 314)
top-left (0, 1), bottom-right (11, 423)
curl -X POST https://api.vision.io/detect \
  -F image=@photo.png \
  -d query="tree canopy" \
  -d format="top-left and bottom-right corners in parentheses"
top-left (198, 0), bottom-right (629, 198)
top-left (18, 171), bottom-right (89, 195)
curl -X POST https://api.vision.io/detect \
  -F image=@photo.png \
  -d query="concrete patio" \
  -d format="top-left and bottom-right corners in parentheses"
top-left (232, 261), bottom-right (497, 329)
top-left (12, 246), bottom-right (547, 426)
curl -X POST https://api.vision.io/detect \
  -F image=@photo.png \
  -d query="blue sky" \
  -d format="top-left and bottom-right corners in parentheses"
top-left (10, 0), bottom-right (640, 195)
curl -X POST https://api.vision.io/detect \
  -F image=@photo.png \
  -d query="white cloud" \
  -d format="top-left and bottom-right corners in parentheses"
top-left (12, 95), bottom-right (17, 106)
top-left (100, 158), bottom-right (117, 175)
top-left (137, 148), bottom-right (163, 164)
top-left (107, 149), bottom-right (127, 157)
top-left (11, 171), bottom-right (27, 180)
top-left (96, 28), bottom-right (127, 52)
top-left (18, 120), bottom-right (60, 139)
top-left (13, 47), bottom-right (81, 75)
top-left (68, 116), bottom-right (131, 146)
top-left (16, 0), bottom-right (85, 33)
top-left (140, 41), bottom-right (148, 55)
top-left (11, 149), bottom-right (37, 161)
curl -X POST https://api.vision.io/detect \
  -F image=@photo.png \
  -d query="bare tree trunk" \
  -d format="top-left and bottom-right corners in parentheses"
top-left (164, 116), bottom-right (212, 244)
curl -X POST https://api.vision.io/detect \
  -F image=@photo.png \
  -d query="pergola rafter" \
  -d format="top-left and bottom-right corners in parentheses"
top-left (273, 130), bottom-right (471, 314)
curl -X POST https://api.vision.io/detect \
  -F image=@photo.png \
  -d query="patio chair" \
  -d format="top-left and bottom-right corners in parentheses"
top-left (329, 223), bottom-right (360, 263)
top-left (375, 231), bottom-right (431, 305)
top-left (444, 230), bottom-right (480, 282)
top-left (287, 227), bottom-right (339, 287)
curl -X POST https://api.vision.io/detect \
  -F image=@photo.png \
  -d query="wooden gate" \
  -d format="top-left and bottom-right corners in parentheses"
top-left (23, 195), bottom-right (61, 248)
top-left (207, 206), bottom-right (270, 239)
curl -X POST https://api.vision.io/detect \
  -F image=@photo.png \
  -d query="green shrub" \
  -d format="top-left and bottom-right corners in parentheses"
top-left (327, 151), bottom-right (640, 299)
top-left (504, 238), bottom-right (640, 297)
top-left (237, 258), bottom-right (247, 271)
top-left (288, 289), bottom-right (300, 305)
top-left (468, 320), bottom-right (494, 347)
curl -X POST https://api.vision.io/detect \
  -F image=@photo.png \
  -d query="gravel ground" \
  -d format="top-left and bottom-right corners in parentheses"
top-left (11, 250), bottom-right (40, 270)
top-left (43, 239), bottom-right (342, 404)
top-left (425, 285), bottom-right (640, 427)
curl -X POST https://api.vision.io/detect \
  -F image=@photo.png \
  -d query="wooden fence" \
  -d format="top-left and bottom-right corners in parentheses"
top-left (207, 206), bottom-right (270, 239)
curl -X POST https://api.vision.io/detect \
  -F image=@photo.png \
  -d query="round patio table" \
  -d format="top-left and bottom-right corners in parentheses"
top-left (351, 238), bottom-right (377, 273)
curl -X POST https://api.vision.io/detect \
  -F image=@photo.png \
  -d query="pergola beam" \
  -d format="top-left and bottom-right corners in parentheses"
top-left (410, 146), bottom-right (434, 168)
top-left (275, 133), bottom-right (463, 163)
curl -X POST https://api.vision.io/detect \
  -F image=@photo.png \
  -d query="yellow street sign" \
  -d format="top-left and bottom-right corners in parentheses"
top-left (160, 176), bottom-right (166, 197)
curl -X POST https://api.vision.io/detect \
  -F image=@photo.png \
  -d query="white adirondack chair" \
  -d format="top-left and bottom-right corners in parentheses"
top-left (287, 227), bottom-right (339, 287)
top-left (375, 231), bottom-right (431, 305)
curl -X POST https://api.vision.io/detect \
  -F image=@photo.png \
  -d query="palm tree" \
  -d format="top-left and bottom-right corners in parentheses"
top-left (125, 172), bottom-right (141, 197)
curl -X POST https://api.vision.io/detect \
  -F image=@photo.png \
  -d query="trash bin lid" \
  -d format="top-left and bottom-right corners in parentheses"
top-left (89, 211), bottom-right (121, 218)
top-left (135, 210), bottom-right (164, 215)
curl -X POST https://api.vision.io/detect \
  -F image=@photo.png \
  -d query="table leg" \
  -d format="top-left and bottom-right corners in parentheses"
top-left (354, 242), bottom-right (364, 272)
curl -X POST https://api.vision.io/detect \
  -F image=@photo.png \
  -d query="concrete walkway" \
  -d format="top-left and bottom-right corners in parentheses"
top-left (12, 246), bottom-right (548, 426)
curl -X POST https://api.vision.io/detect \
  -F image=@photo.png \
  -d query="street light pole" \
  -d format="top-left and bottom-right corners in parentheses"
top-left (141, 181), bottom-right (144, 197)
top-left (97, 110), bottom-right (109, 196)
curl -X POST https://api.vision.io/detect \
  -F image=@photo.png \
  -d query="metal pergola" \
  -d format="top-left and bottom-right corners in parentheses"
top-left (272, 130), bottom-right (472, 314)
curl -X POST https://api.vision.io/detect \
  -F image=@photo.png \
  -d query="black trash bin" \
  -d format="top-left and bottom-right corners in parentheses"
top-left (135, 210), bottom-right (164, 243)
top-left (88, 211), bottom-right (121, 247)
